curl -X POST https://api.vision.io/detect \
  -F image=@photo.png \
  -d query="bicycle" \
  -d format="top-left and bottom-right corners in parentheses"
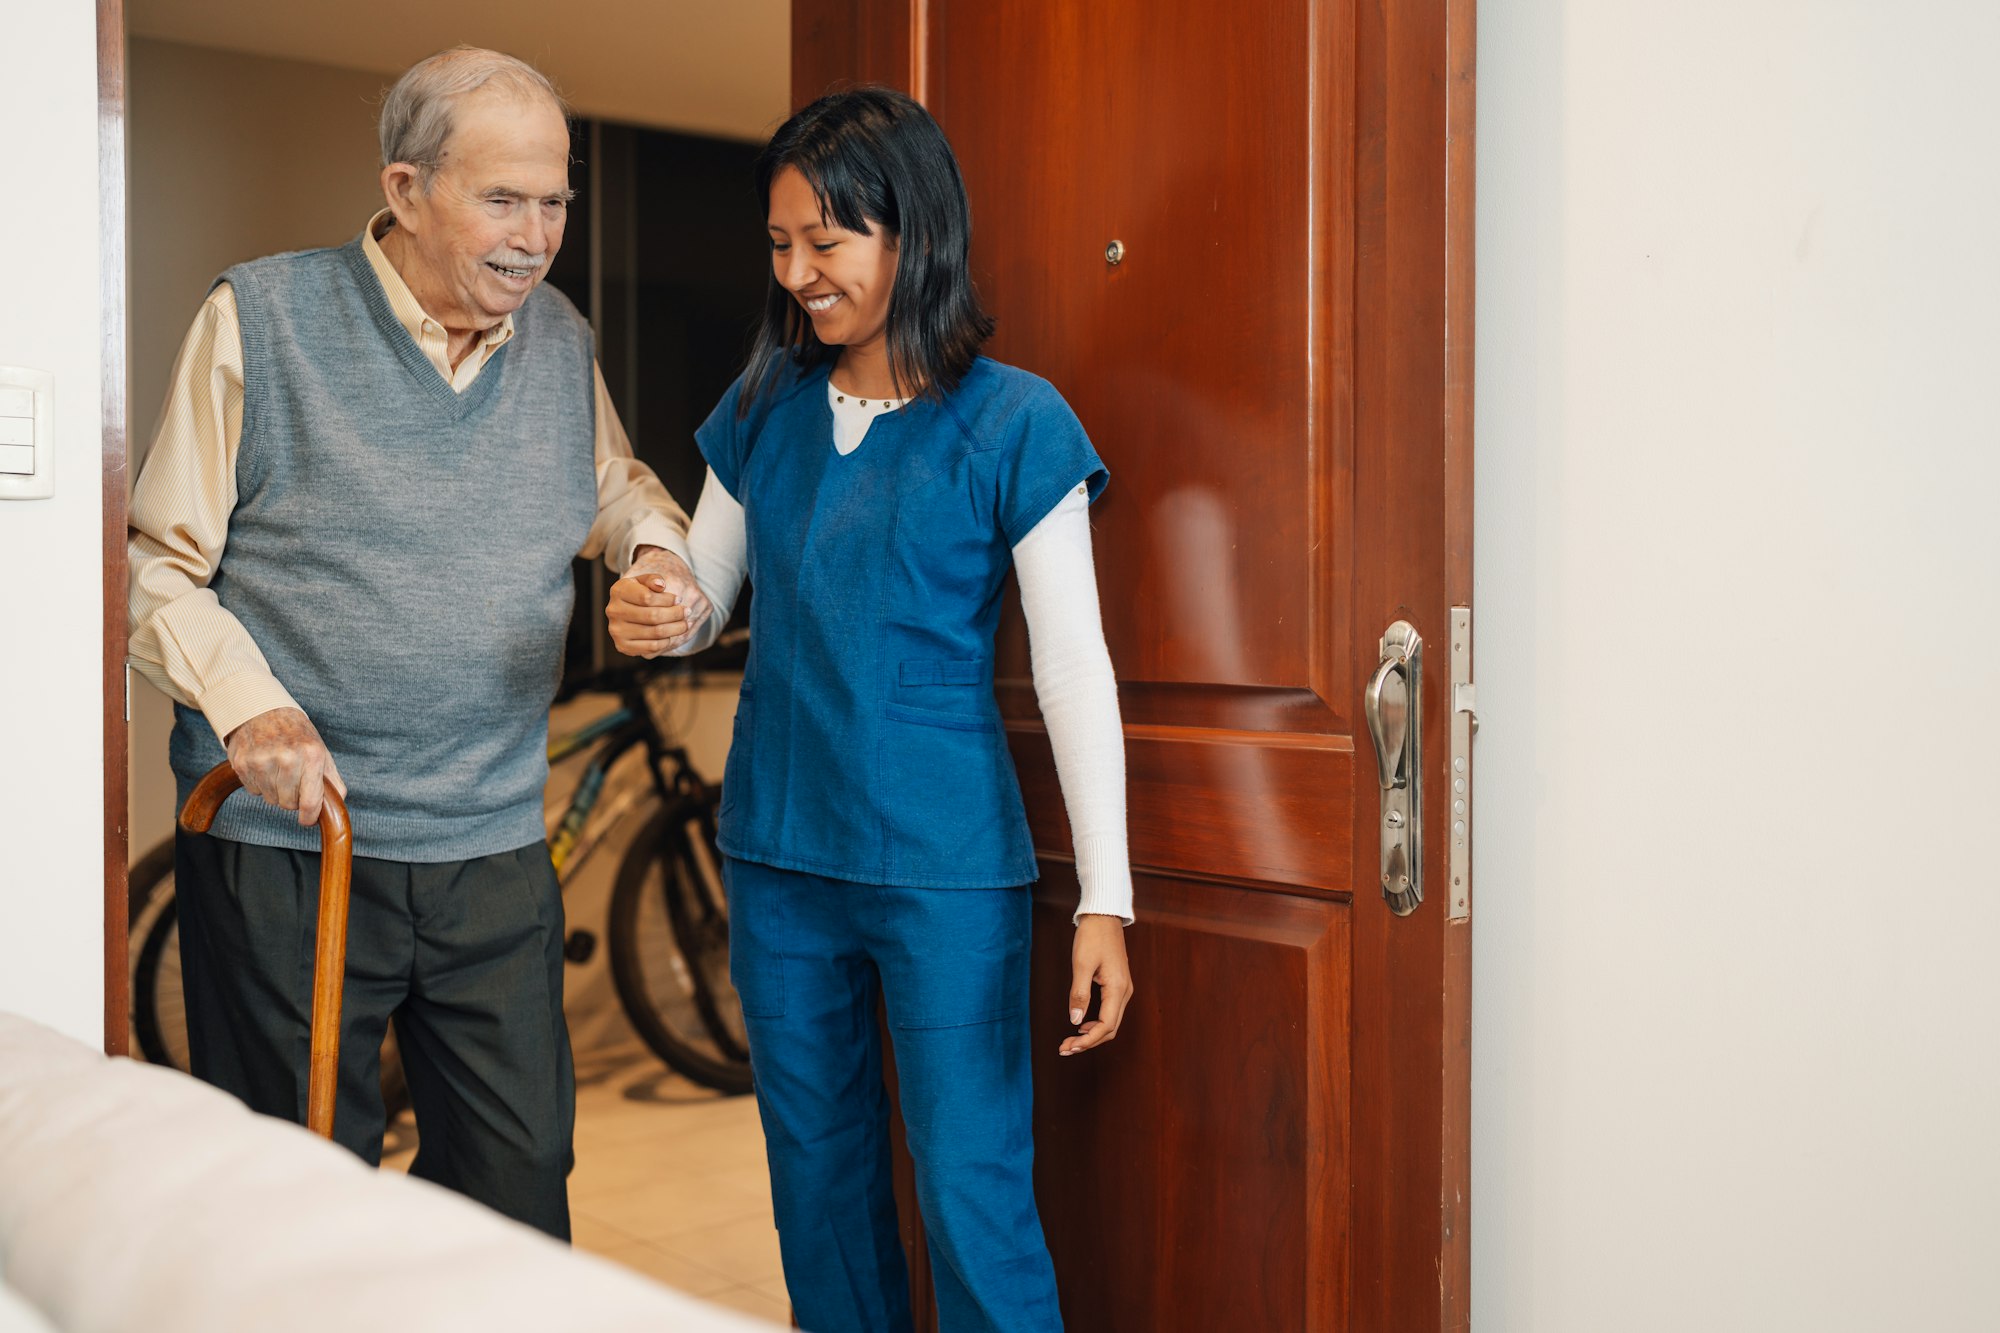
top-left (550, 634), bottom-right (752, 1094)
top-left (127, 631), bottom-right (753, 1106)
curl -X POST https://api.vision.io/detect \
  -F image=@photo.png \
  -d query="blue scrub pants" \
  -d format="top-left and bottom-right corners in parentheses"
top-left (724, 857), bottom-right (1063, 1333)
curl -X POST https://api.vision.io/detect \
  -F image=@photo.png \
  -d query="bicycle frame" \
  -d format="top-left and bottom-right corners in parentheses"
top-left (544, 682), bottom-right (712, 881)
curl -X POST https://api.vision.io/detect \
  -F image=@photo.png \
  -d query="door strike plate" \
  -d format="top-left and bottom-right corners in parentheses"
top-left (1447, 607), bottom-right (1474, 922)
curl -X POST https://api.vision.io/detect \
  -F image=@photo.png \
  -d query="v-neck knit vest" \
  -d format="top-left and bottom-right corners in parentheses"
top-left (168, 239), bottom-right (599, 861)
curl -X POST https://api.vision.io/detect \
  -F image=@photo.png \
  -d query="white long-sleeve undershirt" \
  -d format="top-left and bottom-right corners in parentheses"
top-left (673, 393), bottom-right (1132, 923)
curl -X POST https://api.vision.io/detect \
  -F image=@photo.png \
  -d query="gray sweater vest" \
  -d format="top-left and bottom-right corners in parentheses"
top-left (168, 239), bottom-right (599, 861)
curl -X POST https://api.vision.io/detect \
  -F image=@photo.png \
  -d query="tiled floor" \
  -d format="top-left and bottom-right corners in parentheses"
top-left (383, 1041), bottom-right (791, 1326)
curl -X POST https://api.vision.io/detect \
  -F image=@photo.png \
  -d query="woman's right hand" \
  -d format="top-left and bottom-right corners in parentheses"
top-left (1060, 914), bottom-right (1134, 1056)
top-left (606, 547), bottom-right (709, 657)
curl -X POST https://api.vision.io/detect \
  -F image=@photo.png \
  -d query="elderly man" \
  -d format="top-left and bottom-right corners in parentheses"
top-left (126, 47), bottom-right (705, 1240)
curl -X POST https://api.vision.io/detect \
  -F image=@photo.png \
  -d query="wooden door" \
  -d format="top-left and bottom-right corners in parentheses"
top-left (793, 2), bottom-right (1474, 1329)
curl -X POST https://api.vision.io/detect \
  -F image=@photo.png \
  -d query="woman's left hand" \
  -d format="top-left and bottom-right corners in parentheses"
top-left (1061, 914), bottom-right (1134, 1056)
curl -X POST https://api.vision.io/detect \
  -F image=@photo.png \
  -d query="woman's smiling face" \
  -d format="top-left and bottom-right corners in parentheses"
top-left (767, 165), bottom-right (899, 357)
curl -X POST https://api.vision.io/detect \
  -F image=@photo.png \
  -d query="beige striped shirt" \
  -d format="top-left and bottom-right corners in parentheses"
top-left (128, 210), bottom-right (690, 742)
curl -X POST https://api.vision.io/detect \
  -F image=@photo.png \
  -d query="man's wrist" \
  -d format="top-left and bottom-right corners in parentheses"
top-left (628, 544), bottom-right (687, 571)
top-left (202, 674), bottom-right (302, 745)
top-left (626, 545), bottom-right (671, 578)
top-left (622, 517), bottom-right (693, 576)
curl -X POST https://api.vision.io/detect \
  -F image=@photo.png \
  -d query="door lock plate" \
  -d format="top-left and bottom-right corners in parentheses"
top-left (1448, 607), bottom-right (1474, 922)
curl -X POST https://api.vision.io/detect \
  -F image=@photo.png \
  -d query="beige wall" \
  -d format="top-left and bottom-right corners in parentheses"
top-left (124, 37), bottom-right (739, 860)
top-left (1472, 2), bottom-right (2000, 1327)
top-left (126, 39), bottom-right (391, 855)
top-left (127, 0), bottom-right (789, 144)
top-left (122, 37), bottom-right (741, 1063)
top-left (128, 39), bottom-right (386, 462)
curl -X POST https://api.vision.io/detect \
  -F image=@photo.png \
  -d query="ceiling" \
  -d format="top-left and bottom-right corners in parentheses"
top-left (127, 0), bottom-right (790, 142)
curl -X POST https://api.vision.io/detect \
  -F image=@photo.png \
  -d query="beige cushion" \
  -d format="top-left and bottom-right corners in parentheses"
top-left (0, 1014), bottom-right (777, 1332)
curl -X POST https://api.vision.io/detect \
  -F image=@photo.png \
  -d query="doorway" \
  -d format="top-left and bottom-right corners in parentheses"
top-left (105, 2), bottom-right (1477, 1328)
top-left (110, 7), bottom-right (792, 1322)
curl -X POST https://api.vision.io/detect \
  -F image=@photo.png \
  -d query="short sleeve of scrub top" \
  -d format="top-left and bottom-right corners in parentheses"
top-left (994, 379), bottom-right (1111, 548)
top-left (694, 372), bottom-right (752, 502)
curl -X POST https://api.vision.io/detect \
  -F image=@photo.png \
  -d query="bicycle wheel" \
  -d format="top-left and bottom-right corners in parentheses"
top-left (608, 798), bottom-right (753, 1095)
top-left (668, 793), bottom-right (750, 1063)
top-left (127, 836), bottom-right (411, 1120)
top-left (128, 839), bottom-right (185, 1069)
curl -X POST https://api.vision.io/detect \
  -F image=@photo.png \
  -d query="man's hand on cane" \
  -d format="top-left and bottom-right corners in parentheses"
top-left (225, 706), bottom-right (348, 827)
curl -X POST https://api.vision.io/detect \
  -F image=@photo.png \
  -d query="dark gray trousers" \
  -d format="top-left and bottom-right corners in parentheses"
top-left (174, 830), bottom-right (575, 1240)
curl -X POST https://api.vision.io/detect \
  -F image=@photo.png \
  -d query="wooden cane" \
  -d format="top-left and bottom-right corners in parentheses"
top-left (179, 762), bottom-right (353, 1141)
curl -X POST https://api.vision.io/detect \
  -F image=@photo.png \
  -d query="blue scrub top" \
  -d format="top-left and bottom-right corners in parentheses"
top-left (696, 355), bottom-right (1109, 889)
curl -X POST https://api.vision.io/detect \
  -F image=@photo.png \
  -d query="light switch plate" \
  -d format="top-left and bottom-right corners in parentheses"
top-left (0, 367), bottom-right (54, 501)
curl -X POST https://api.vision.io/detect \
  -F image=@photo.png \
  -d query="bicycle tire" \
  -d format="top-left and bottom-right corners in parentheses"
top-left (128, 839), bottom-right (181, 1068)
top-left (127, 835), bottom-right (412, 1121)
top-left (663, 793), bottom-right (750, 1064)
top-left (607, 799), bottom-right (753, 1095)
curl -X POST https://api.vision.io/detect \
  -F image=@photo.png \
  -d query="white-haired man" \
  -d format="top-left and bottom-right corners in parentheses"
top-left (127, 47), bottom-right (706, 1239)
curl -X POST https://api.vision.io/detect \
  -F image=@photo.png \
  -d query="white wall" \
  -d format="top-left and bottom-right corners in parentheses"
top-left (0, 5), bottom-right (109, 1071)
top-left (1473, 3), bottom-right (2000, 1329)
top-left (16, 3), bottom-right (2000, 1328)
top-left (0, 5), bottom-right (108, 1328)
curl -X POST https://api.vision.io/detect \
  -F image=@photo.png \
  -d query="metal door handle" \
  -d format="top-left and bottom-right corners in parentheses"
top-left (1366, 621), bottom-right (1423, 915)
top-left (1364, 656), bottom-right (1410, 790)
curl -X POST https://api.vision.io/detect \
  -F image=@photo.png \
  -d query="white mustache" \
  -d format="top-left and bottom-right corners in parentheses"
top-left (485, 255), bottom-right (545, 270)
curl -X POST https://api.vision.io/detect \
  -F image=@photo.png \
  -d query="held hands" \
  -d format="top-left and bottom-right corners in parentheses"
top-left (606, 546), bottom-right (711, 658)
top-left (1061, 914), bottom-right (1134, 1056)
top-left (224, 706), bottom-right (347, 827)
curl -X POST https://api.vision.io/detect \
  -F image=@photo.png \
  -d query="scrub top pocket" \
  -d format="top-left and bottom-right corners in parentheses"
top-left (877, 703), bottom-right (1030, 877)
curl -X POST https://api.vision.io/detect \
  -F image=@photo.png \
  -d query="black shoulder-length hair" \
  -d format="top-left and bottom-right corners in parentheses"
top-left (739, 85), bottom-right (995, 416)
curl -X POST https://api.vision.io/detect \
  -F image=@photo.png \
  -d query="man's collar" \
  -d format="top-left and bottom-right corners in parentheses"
top-left (360, 210), bottom-right (515, 351)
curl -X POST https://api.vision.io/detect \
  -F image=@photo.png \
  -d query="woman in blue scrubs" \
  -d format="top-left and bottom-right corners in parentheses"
top-left (607, 86), bottom-right (1134, 1333)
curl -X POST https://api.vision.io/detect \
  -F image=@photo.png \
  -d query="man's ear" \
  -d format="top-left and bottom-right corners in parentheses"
top-left (380, 162), bottom-right (425, 233)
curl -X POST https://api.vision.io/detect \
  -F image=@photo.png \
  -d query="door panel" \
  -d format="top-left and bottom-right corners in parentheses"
top-left (790, 0), bottom-right (1472, 1327)
top-left (932, 0), bottom-right (1332, 698)
top-left (1013, 728), bottom-right (1355, 890)
top-left (1029, 880), bottom-right (1350, 1331)
top-left (935, 6), bottom-right (1364, 1324)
